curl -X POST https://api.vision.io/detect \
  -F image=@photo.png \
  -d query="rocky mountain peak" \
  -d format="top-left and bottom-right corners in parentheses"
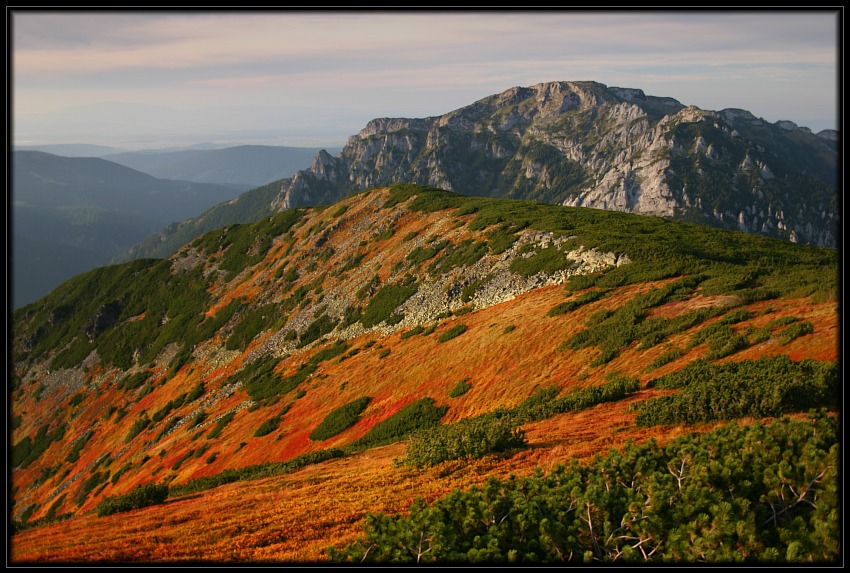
top-left (130, 81), bottom-right (838, 262)
top-left (269, 83), bottom-right (837, 247)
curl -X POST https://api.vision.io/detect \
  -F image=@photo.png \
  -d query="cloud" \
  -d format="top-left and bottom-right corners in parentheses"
top-left (11, 10), bottom-right (839, 146)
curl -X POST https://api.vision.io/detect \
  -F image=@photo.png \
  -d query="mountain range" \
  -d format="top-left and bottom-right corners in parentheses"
top-left (102, 144), bottom-right (342, 189)
top-left (9, 80), bottom-right (840, 564)
top-left (120, 81), bottom-right (838, 267)
top-left (10, 181), bottom-right (839, 563)
top-left (11, 146), bottom-right (333, 309)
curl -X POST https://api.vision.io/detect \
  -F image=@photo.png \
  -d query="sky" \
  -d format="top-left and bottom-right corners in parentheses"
top-left (9, 9), bottom-right (841, 150)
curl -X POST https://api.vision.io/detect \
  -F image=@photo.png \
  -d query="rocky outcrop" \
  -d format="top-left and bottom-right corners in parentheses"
top-left (271, 81), bottom-right (836, 248)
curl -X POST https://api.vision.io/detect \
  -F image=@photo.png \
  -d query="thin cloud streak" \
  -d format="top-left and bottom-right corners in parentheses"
top-left (11, 10), bottom-right (839, 147)
top-left (14, 13), bottom-right (835, 74)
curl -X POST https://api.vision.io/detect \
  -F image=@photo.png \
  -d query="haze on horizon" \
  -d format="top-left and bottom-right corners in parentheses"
top-left (10, 9), bottom-right (840, 151)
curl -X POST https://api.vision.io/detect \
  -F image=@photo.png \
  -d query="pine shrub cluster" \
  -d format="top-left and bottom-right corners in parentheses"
top-left (347, 398), bottom-right (448, 452)
top-left (95, 483), bottom-right (169, 517)
top-left (637, 356), bottom-right (838, 426)
top-left (309, 397), bottom-right (372, 441)
top-left (405, 411), bottom-right (526, 468)
top-left (329, 411), bottom-right (839, 563)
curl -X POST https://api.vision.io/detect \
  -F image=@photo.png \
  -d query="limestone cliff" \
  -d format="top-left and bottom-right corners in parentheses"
top-left (272, 81), bottom-right (837, 247)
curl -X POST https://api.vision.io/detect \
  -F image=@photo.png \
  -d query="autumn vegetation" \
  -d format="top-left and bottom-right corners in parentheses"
top-left (9, 185), bottom-right (839, 564)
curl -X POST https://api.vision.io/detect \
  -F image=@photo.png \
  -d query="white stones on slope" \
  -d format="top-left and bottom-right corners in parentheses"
top-left (257, 224), bottom-right (629, 361)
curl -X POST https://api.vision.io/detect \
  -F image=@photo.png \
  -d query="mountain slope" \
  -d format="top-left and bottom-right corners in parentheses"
top-left (14, 143), bottom-right (124, 157)
top-left (103, 145), bottom-right (342, 189)
top-left (121, 81), bottom-right (838, 265)
top-left (11, 151), bottom-right (246, 308)
top-left (13, 151), bottom-right (243, 221)
top-left (273, 82), bottom-right (837, 246)
top-left (10, 185), bottom-right (839, 563)
top-left (114, 178), bottom-right (285, 261)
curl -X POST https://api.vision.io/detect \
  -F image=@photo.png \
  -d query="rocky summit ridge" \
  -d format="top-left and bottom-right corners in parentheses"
top-left (271, 80), bottom-right (837, 247)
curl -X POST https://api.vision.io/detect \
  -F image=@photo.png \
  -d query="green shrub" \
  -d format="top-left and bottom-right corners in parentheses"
top-left (189, 410), bottom-right (207, 428)
top-left (348, 398), bottom-right (448, 452)
top-left (562, 281), bottom-right (713, 366)
top-left (207, 411), bottom-right (236, 440)
top-left (427, 238), bottom-right (488, 275)
top-left (422, 323), bottom-right (439, 336)
top-left (76, 469), bottom-right (110, 505)
top-left (437, 324), bottom-right (467, 343)
top-left (65, 429), bottom-right (94, 464)
top-left (154, 417), bottom-right (180, 442)
top-left (171, 450), bottom-right (194, 471)
top-left (96, 483), bottom-right (169, 517)
top-left (356, 275), bottom-right (381, 301)
top-left (405, 411), bottom-right (527, 467)
top-left (719, 308), bottom-right (754, 325)
top-left (298, 314), bottom-right (339, 348)
top-left (776, 320), bottom-right (814, 345)
top-left (187, 382), bottom-right (205, 402)
top-left (706, 332), bottom-right (751, 360)
top-left (546, 289), bottom-right (607, 317)
top-left (330, 412), bottom-right (839, 563)
top-left (401, 326), bottom-right (425, 340)
top-left (360, 281), bottom-right (419, 328)
top-left (460, 277), bottom-right (489, 303)
top-left (340, 253), bottom-right (365, 273)
top-left (637, 356), bottom-right (838, 426)
top-left (254, 405), bottom-right (292, 437)
top-left (50, 339), bottom-right (95, 371)
top-left (152, 400), bottom-right (175, 423)
top-left (644, 347), bottom-right (684, 372)
top-left (375, 224), bottom-right (396, 241)
top-left (110, 462), bottom-right (132, 485)
top-left (310, 397), bottom-right (372, 441)
top-left (124, 415), bottom-right (151, 443)
top-left (484, 222), bottom-right (521, 254)
top-left (509, 244), bottom-right (572, 277)
top-left (512, 375), bottom-right (640, 423)
top-left (449, 378), bottom-right (472, 398)
top-left (406, 239), bottom-right (450, 266)
top-left (120, 371), bottom-right (151, 391)
top-left (226, 304), bottom-right (285, 352)
top-left (765, 315), bottom-right (800, 329)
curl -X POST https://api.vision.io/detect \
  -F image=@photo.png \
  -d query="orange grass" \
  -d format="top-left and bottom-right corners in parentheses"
top-left (11, 396), bottom-right (827, 564)
top-left (11, 276), bottom-right (838, 523)
top-left (10, 188), bottom-right (839, 560)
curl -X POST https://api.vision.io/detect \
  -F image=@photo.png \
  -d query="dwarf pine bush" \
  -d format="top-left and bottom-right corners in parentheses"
top-left (405, 410), bottom-right (526, 467)
top-left (330, 411), bottom-right (839, 563)
top-left (96, 483), bottom-right (169, 517)
top-left (310, 397), bottom-right (372, 441)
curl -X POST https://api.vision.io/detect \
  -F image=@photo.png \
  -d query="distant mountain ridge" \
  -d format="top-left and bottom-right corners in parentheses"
top-left (12, 145), bottom-right (333, 309)
top-left (12, 151), bottom-right (245, 308)
top-left (123, 81), bottom-right (838, 265)
top-left (103, 144), bottom-right (342, 189)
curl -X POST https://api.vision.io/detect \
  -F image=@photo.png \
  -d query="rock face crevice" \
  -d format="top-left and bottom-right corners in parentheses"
top-left (272, 81), bottom-right (837, 247)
